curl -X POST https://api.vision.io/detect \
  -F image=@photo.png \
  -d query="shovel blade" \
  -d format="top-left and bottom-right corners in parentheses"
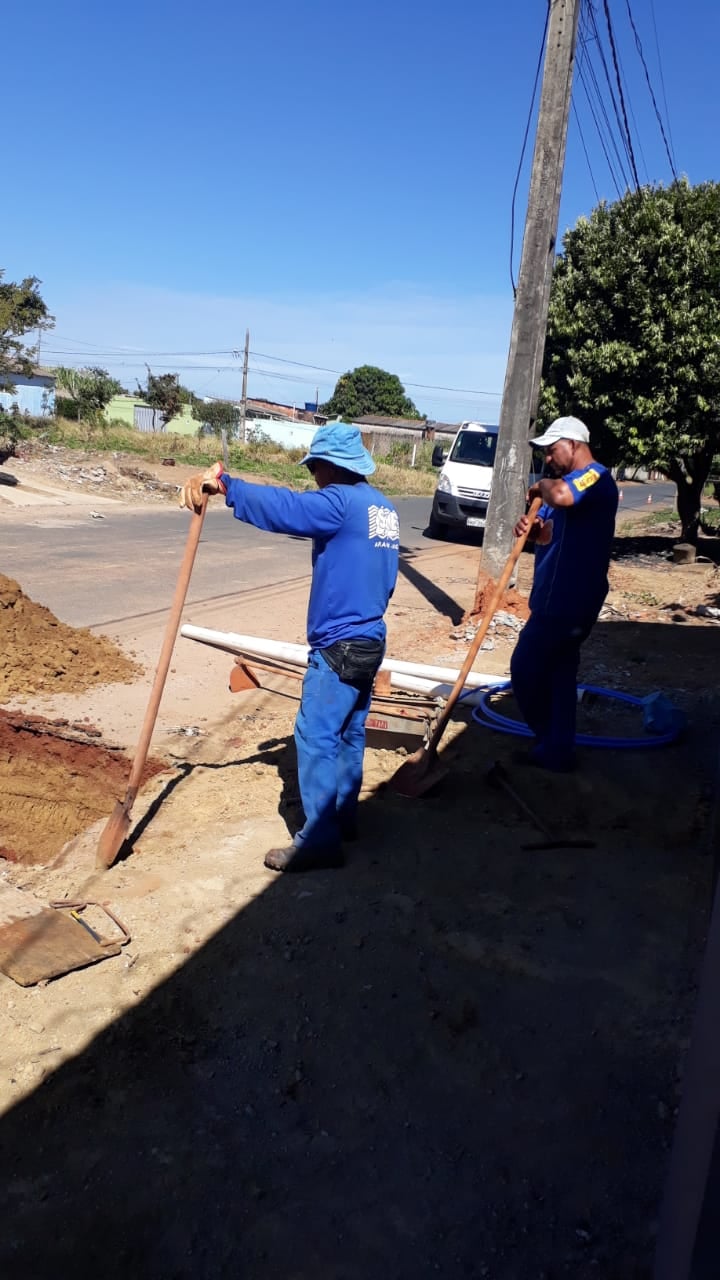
top-left (387, 748), bottom-right (448, 798)
top-left (96, 802), bottom-right (131, 870)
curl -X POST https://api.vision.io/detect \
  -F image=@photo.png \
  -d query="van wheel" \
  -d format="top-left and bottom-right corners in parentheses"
top-left (427, 513), bottom-right (447, 539)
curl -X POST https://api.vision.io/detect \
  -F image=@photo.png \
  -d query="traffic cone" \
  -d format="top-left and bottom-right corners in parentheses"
top-left (619, 489), bottom-right (624, 502)
top-left (647, 493), bottom-right (652, 504)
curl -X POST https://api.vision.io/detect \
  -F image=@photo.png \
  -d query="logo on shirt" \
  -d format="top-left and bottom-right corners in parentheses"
top-left (368, 505), bottom-right (400, 546)
top-left (573, 467), bottom-right (601, 492)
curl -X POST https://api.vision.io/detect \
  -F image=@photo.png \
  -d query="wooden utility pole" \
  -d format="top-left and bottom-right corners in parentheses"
top-left (479, 0), bottom-right (581, 588)
top-left (239, 328), bottom-right (250, 444)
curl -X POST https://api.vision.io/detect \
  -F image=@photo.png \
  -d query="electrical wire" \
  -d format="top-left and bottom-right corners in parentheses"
top-left (575, 48), bottom-right (626, 198)
top-left (600, 0), bottom-right (641, 189)
top-left (624, 0), bottom-right (678, 179)
top-left (580, 4), bottom-right (634, 190)
top-left (509, 0), bottom-right (550, 295)
top-left (648, 0), bottom-right (677, 172)
top-left (571, 97), bottom-right (601, 203)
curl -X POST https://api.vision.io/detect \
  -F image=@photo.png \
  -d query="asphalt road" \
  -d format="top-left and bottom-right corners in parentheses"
top-left (2, 484), bottom-right (676, 631)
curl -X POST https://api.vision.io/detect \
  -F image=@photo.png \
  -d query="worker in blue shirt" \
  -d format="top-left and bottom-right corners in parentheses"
top-left (181, 423), bottom-right (400, 871)
top-left (510, 416), bottom-right (618, 772)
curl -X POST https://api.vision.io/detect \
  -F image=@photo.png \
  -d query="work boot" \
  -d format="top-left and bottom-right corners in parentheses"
top-left (264, 844), bottom-right (344, 873)
top-left (511, 745), bottom-right (576, 773)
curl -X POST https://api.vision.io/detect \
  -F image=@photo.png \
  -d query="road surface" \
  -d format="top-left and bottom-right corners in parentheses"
top-left (1, 484), bottom-right (677, 631)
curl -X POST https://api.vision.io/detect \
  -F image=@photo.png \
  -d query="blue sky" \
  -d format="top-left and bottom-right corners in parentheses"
top-left (4, 0), bottom-right (717, 420)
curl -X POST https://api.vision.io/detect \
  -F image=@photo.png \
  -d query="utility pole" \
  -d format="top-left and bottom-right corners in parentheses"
top-left (239, 328), bottom-right (250, 444)
top-left (480, 0), bottom-right (581, 588)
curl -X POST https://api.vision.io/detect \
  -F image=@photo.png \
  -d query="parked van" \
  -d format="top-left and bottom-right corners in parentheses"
top-left (428, 421), bottom-right (499, 538)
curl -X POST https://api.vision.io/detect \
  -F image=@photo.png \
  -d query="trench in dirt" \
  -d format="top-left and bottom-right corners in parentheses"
top-left (0, 711), bottom-right (165, 864)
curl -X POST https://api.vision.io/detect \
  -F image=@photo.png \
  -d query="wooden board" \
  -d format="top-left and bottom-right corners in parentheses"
top-left (0, 887), bottom-right (122, 987)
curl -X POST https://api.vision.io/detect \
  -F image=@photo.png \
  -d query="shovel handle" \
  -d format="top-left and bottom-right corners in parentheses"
top-left (122, 496), bottom-right (209, 807)
top-left (426, 496), bottom-right (542, 758)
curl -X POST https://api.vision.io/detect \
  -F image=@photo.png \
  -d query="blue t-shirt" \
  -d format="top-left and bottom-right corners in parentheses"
top-left (221, 475), bottom-right (400, 649)
top-left (530, 462), bottom-right (618, 621)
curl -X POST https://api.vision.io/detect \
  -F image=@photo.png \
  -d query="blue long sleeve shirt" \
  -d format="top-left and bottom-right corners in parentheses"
top-left (221, 475), bottom-right (400, 649)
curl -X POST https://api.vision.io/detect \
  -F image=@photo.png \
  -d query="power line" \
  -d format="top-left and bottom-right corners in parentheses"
top-left (600, 0), bottom-right (641, 188)
top-left (624, 0), bottom-right (678, 179)
top-left (571, 97), bottom-right (601, 202)
top-left (581, 3), bottom-right (634, 188)
top-left (509, 0), bottom-right (551, 295)
top-left (648, 0), bottom-right (677, 172)
top-left (576, 45), bottom-right (625, 197)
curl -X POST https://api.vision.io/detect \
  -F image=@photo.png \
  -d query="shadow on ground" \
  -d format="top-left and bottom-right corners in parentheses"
top-left (0, 623), bottom-right (717, 1279)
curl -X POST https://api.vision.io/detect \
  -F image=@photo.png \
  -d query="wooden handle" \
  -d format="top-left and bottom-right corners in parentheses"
top-left (123, 497), bottom-right (209, 805)
top-left (426, 496), bottom-right (543, 759)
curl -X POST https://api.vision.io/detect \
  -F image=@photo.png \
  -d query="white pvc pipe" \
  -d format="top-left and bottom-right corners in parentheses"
top-left (180, 624), bottom-right (504, 701)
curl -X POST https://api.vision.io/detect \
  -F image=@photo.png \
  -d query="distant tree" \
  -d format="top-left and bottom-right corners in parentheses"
top-left (56, 366), bottom-right (124, 424)
top-left (321, 365), bottom-right (421, 421)
top-left (539, 179), bottom-right (720, 544)
top-left (136, 366), bottom-right (184, 429)
top-left (192, 398), bottom-right (238, 436)
top-left (0, 272), bottom-right (54, 387)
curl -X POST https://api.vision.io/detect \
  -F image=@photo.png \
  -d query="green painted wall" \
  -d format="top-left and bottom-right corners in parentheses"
top-left (105, 395), bottom-right (197, 436)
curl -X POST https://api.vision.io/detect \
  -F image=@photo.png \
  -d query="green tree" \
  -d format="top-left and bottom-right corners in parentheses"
top-left (192, 398), bottom-right (238, 436)
top-left (539, 179), bottom-right (720, 543)
top-left (56, 366), bottom-right (124, 424)
top-left (0, 272), bottom-right (54, 386)
top-left (136, 366), bottom-right (184, 429)
top-left (321, 365), bottom-right (421, 421)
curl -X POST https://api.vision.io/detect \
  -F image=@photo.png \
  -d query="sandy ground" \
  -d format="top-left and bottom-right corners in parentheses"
top-left (1, 447), bottom-right (719, 1278)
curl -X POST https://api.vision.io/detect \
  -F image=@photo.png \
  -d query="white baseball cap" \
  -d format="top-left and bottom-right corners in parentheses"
top-left (530, 416), bottom-right (590, 447)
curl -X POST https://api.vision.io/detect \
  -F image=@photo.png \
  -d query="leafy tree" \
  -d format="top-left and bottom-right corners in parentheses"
top-left (136, 366), bottom-right (184, 429)
top-left (539, 179), bottom-right (720, 543)
top-left (192, 398), bottom-right (238, 436)
top-left (0, 272), bottom-right (54, 387)
top-left (321, 365), bottom-right (421, 421)
top-left (56, 366), bottom-right (124, 424)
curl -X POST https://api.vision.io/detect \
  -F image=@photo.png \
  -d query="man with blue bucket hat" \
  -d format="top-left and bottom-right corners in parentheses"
top-left (181, 422), bottom-right (400, 871)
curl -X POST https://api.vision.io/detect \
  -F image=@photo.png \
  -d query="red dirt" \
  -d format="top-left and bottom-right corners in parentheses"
top-left (0, 710), bottom-right (164, 865)
top-left (465, 569), bottom-right (531, 621)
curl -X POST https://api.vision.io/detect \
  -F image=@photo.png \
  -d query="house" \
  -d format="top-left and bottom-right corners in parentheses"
top-left (0, 367), bottom-right (56, 417)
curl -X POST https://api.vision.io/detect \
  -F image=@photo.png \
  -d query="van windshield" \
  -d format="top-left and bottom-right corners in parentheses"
top-left (449, 431), bottom-right (498, 467)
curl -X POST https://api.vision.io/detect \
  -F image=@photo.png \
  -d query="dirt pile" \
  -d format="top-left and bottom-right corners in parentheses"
top-left (0, 574), bottom-right (141, 700)
top-left (465, 569), bottom-right (531, 622)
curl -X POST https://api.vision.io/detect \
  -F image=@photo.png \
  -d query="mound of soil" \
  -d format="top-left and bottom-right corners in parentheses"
top-left (0, 574), bottom-right (141, 700)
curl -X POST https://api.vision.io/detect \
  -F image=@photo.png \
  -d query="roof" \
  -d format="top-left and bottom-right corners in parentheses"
top-left (354, 414), bottom-right (427, 430)
top-left (0, 365), bottom-right (56, 384)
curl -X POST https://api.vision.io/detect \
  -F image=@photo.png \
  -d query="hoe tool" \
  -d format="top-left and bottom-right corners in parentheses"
top-left (96, 496), bottom-right (208, 869)
top-left (486, 760), bottom-right (596, 851)
top-left (389, 497), bottom-right (542, 798)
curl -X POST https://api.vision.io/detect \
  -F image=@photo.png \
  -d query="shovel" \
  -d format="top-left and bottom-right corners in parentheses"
top-left (96, 496), bottom-right (208, 869)
top-left (388, 497), bottom-right (542, 798)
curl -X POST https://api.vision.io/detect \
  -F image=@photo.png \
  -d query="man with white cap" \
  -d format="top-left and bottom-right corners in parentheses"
top-left (181, 423), bottom-right (400, 870)
top-left (510, 415), bottom-right (618, 771)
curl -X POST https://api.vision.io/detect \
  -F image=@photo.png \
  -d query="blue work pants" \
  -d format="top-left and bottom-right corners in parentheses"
top-left (293, 650), bottom-right (373, 851)
top-left (510, 613), bottom-right (593, 767)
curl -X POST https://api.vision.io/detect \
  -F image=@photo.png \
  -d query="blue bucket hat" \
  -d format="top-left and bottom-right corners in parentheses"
top-left (300, 422), bottom-right (375, 476)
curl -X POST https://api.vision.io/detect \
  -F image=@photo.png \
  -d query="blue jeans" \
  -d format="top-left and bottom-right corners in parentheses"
top-left (510, 613), bottom-right (593, 767)
top-left (293, 650), bottom-right (374, 851)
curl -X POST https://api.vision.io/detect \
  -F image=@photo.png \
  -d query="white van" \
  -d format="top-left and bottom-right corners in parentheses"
top-left (428, 421), bottom-right (500, 538)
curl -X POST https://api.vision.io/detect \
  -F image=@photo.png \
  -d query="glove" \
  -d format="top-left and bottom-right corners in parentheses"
top-left (179, 461), bottom-right (227, 513)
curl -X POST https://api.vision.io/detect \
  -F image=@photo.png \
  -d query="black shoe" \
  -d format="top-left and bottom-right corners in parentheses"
top-left (264, 844), bottom-right (344, 873)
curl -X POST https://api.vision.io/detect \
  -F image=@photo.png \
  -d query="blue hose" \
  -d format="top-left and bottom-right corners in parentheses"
top-left (470, 681), bottom-right (681, 749)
